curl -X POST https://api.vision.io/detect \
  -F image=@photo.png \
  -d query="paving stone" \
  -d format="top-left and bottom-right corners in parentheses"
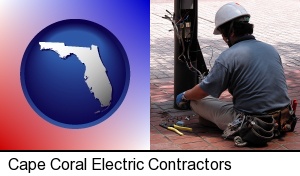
top-left (150, 0), bottom-right (300, 150)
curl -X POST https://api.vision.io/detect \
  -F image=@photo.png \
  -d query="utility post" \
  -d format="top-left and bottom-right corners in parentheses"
top-left (173, 0), bottom-right (208, 109)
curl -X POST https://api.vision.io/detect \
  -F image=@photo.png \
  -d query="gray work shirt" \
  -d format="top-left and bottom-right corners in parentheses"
top-left (200, 36), bottom-right (290, 114)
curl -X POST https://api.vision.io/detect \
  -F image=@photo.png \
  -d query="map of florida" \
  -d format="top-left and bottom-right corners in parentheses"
top-left (39, 42), bottom-right (112, 108)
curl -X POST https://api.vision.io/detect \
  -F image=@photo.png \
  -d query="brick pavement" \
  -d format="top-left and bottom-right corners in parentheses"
top-left (150, 0), bottom-right (300, 150)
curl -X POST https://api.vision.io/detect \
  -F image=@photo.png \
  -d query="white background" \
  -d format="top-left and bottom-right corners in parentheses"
top-left (0, 152), bottom-right (298, 176)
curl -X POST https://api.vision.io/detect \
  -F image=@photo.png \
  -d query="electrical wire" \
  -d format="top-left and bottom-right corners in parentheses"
top-left (190, 45), bottom-right (214, 69)
top-left (187, 44), bottom-right (205, 80)
top-left (162, 9), bottom-right (210, 81)
top-left (162, 11), bottom-right (181, 44)
top-left (175, 11), bottom-right (190, 25)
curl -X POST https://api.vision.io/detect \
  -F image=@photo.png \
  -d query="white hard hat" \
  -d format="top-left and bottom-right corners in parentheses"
top-left (213, 2), bottom-right (250, 35)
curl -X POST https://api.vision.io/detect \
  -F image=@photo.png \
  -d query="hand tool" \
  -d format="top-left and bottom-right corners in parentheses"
top-left (159, 122), bottom-right (192, 136)
top-left (292, 99), bottom-right (297, 112)
top-left (172, 124), bottom-right (193, 132)
top-left (160, 122), bottom-right (183, 136)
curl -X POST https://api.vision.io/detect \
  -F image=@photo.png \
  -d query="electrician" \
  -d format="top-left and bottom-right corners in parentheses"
top-left (176, 2), bottom-right (290, 130)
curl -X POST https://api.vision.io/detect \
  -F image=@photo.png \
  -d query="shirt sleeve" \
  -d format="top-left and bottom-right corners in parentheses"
top-left (199, 61), bottom-right (230, 98)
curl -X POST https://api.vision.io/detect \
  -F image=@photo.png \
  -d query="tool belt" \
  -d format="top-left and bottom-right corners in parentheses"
top-left (269, 106), bottom-right (297, 137)
top-left (222, 114), bottom-right (275, 146)
top-left (222, 106), bottom-right (298, 147)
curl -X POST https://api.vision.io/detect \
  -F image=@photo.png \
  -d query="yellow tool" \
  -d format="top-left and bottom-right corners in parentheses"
top-left (172, 124), bottom-right (193, 132)
top-left (159, 122), bottom-right (192, 136)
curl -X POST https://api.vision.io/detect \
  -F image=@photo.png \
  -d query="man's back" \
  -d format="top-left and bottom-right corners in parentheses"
top-left (219, 39), bottom-right (290, 114)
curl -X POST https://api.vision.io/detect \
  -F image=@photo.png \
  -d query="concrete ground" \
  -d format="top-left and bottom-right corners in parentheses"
top-left (150, 0), bottom-right (300, 150)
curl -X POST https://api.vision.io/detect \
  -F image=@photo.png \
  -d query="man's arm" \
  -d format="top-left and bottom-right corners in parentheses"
top-left (185, 84), bottom-right (208, 100)
top-left (176, 59), bottom-right (230, 109)
top-left (176, 84), bottom-right (208, 109)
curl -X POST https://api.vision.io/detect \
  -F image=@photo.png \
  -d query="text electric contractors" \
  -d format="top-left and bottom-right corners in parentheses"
top-left (8, 157), bottom-right (231, 173)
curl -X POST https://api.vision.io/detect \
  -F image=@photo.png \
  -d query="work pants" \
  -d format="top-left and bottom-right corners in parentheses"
top-left (190, 96), bottom-right (237, 130)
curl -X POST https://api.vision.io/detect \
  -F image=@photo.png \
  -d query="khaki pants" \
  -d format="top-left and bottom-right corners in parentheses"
top-left (190, 96), bottom-right (237, 130)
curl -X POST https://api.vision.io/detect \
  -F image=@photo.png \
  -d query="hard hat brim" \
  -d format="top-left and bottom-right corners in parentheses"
top-left (213, 14), bottom-right (250, 35)
top-left (213, 28), bottom-right (221, 35)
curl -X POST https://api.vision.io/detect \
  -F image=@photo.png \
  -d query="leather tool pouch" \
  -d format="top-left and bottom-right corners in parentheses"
top-left (223, 115), bottom-right (275, 146)
top-left (239, 115), bottom-right (274, 146)
top-left (271, 107), bottom-right (297, 137)
top-left (223, 106), bottom-right (298, 147)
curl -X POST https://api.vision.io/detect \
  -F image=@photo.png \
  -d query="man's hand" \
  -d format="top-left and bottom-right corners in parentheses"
top-left (176, 92), bottom-right (190, 110)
